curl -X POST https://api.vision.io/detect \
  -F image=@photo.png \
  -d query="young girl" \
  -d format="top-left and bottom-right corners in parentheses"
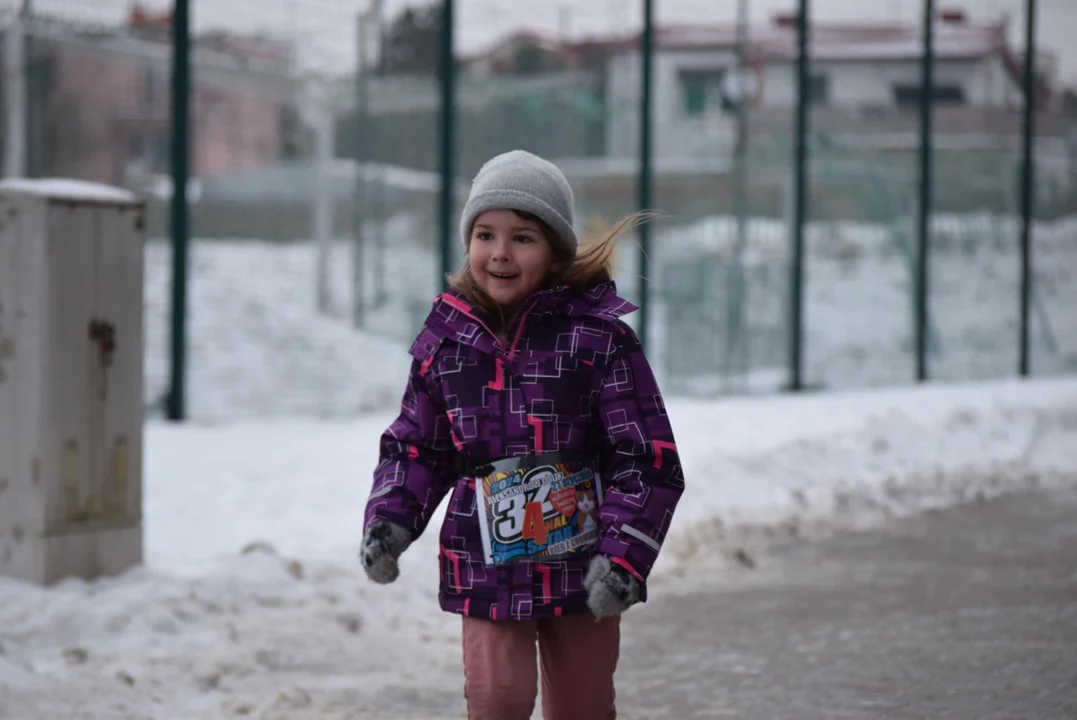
top-left (360, 150), bottom-right (684, 720)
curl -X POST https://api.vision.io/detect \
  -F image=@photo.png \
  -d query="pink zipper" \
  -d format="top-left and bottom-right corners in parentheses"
top-left (440, 292), bottom-right (535, 362)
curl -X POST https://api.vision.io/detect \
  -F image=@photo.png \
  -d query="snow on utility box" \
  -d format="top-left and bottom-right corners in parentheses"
top-left (0, 179), bottom-right (145, 585)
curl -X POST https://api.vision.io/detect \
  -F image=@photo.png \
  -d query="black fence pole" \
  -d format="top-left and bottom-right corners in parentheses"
top-left (914, 0), bottom-right (934, 383)
top-left (637, 0), bottom-right (654, 352)
top-left (438, 0), bottom-right (455, 289)
top-left (1018, 0), bottom-right (1037, 377)
top-left (788, 0), bottom-right (810, 392)
top-left (167, 0), bottom-right (191, 422)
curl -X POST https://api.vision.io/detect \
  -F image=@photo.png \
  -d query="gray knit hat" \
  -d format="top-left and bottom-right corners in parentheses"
top-left (459, 150), bottom-right (579, 257)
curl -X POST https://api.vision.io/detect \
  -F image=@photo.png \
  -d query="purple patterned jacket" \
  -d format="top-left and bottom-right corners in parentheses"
top-left (363, 281), bottom-right (684, 620)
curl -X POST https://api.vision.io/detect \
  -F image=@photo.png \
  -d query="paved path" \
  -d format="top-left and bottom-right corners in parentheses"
top-left (616, 489), bottom-right (1077, 719)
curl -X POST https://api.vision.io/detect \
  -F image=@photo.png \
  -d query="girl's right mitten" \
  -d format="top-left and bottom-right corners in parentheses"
top-left (360, 521), bottom-right (413, 584)
top-left (584, 554), bottom-right (641, 620)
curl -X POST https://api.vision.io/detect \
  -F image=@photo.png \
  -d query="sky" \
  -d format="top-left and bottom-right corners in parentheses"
top-left (4, 0), bottom-right (1076, 84)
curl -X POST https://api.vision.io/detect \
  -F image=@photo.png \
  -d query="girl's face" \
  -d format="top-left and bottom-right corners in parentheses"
top-left (468, 209), bottom-right (554, 308)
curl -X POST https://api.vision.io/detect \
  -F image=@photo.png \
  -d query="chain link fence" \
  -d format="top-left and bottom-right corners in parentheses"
top-left (653, 116), bottom-right (1077, 395)
top-left (1, 0), bottom-right (1074, 421)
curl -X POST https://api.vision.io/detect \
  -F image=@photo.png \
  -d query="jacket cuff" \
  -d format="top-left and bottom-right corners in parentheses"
top-left (595, 531), bottom-right (658, 582)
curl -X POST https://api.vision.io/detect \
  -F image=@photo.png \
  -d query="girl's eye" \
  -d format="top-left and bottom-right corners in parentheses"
top-left (475, 232), bottom-right (493, 242)
top-left (514, 234), bottom-right (535, 244)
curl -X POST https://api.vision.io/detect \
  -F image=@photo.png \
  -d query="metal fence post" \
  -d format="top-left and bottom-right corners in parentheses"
top-left (438, 0), bottom-right (456, 289)
top-left (371, 0), bottom-right (387, 308)
top-left (637, 0), bottom-right (654, 352)
top-left (725, 0), bottom-right (751, 390)
top-left (167, 0), bottom-right (191, 422)
top-left (24, 0), bottom-right (40, 177)
top-left (353, 12), bottom-right (369, 327)
top-left (4, 4), bottom-right (27, 177)
top-left (313, 98), bottom-right (334, 314)
top-left (1018, 0), bottom-right (1037, 377)
top-left (914, 0), bottom-right (934, 383)
top-left (788, 0), bottom-right (810, 392)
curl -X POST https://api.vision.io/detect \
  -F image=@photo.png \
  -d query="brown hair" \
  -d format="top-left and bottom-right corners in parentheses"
top-left (449, 210), bottom-right (652, 329)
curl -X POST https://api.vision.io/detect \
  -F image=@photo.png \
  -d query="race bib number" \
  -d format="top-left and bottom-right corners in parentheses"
top-left (474, 457), bottom-right (603, 566)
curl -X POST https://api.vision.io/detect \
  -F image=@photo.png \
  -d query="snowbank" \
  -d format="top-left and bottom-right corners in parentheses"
top-left (1, 378), bottom-right (1075, 717)
top-left (661, 377), bottom-right (1077, 573)
top-left (143, 239), bottom-right (412, 423)
top-left (138, 376), bottom-right (1077, 574)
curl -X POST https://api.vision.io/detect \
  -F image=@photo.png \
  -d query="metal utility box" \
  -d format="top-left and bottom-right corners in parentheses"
top-left (0, 179), bottom-right (145, 585)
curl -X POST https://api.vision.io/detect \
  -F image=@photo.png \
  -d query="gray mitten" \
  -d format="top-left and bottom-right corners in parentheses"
top-left (360, 521), bottom-right (413, 584)
top-left (584, 554), bottom-right (641, 620)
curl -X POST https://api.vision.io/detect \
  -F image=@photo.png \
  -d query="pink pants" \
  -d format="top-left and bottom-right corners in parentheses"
top-left (461, 613), bottom-right (620, 720)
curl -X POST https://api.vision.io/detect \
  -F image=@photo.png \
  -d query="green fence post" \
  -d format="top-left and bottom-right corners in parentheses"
top-left (167, 0), bottom-right (191, 422)
top-left (637, 0), bottom-right (654, 352)
top-left (914, 0), bottom-right (934, 383)
top-left (725, 0), bottom-right (751, 390)
top-left (438, 0), bottom-right (456, 289)
top-left (1018, 0), bottom-right (1037, 377)
top-left (353, 11), bottom-right (370, 328)
top-left (23, 0), bottom-right (37, 177)
top-left (788, 0), bottom-right (810, 392)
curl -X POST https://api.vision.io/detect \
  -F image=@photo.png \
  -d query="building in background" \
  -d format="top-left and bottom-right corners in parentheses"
top-left (0, 4), bottom-right (298, 189)
top-left (602, 11), bottom-right (1063, 160)
top-left (339, 8), bottom-right (1069, 172)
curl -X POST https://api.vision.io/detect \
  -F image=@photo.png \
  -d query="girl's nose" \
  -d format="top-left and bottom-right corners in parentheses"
top-left (491, 236), bottom-right (512, 261)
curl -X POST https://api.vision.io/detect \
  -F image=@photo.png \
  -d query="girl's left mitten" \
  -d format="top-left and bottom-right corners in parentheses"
top-left (360, 521), bottom-right (413, 584)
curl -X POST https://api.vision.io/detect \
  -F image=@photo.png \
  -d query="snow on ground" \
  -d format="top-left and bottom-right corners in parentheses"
top-left (2, 378), bottom-right (1076, 718)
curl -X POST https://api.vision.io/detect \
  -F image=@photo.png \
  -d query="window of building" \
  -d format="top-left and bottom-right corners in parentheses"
top-left (809, 73), bottom-right (830, 105)
top-left (683, 78), bottom-right (707, 115)
top-left (152, 132), bottom-right (170, 171)
top-left (679, 69), bottom-right (726, 116)
top-left (141, 67), bottom-right (165, 111)
top-left (892, 84), bottom-right (967, 109)
top-left (128, 132), bottom-right (145, 162)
